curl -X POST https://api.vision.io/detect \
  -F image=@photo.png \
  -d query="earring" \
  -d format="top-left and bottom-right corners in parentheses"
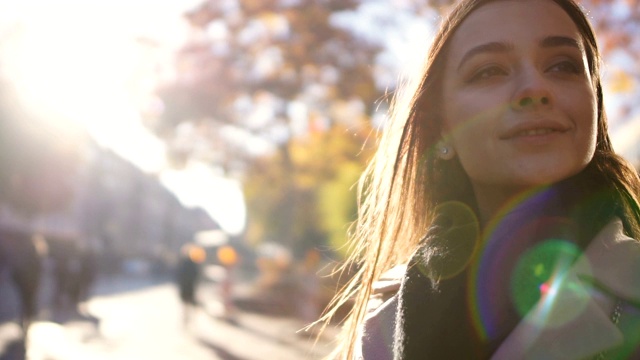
top-left (438, 144), bottom-right (455, 160)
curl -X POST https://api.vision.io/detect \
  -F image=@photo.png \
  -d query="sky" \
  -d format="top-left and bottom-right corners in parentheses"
top-left (0, 0), bottom-right (247, 235)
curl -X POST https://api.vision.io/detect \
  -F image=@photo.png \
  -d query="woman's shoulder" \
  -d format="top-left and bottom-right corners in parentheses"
top-left (365, 264), bottom-right (405, 314)
top-left (373, 265), bottom-right (405, 295)
top-left (576, 218), bottom-right (640, 303)
top-left (354, 264), bottom-right (406, 360)
top-left (492, 218), bottom-right (640, 359)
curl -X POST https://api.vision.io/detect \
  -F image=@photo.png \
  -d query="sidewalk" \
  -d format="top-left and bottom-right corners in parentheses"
top-left (26, 273), bottom-right (339, 360)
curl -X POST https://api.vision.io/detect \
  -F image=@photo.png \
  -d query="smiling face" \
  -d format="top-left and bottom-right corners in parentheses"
top-left (440, 0), bottom-right (597, 218)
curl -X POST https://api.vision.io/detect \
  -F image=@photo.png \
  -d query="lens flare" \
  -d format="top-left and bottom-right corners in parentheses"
top-left (416, 201), bottom-right (479, 280)
top-left (466, 186), bottom-right (609, 341)
top-left (469, 187), bottom-right (555, 340)
top-left (510, 239), bottom-right (588, 327)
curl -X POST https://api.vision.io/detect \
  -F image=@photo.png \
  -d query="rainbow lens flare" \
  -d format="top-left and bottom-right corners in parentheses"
top-left (510, 240), bottom-right (590, 327)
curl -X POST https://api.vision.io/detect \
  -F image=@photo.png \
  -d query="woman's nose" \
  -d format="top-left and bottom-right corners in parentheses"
top-left (511, 69), bottom-right (552, 111)
top-left (516, 95), bottom-right (550, 108)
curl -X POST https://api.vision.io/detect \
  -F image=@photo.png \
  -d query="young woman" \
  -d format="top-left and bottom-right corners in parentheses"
top-left (325, 0), bottom-right (640, 358)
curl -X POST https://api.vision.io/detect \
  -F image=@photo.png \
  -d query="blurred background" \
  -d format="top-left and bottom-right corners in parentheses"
top-left (0, 0), bottom-right (638, 359)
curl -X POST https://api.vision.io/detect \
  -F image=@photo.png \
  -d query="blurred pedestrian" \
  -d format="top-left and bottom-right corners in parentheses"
top-left (0, 237), bottom-right (25, 360)
top-left (176, 244), bottom-right (206, 326)
top-left (0, 228), bottom-right (45, 360)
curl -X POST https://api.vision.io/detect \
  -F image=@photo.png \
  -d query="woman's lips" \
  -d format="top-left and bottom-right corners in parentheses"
top-left (499, 121), bottom-right (570, 140)
top-left (512, 128), bottom-right (562, 138)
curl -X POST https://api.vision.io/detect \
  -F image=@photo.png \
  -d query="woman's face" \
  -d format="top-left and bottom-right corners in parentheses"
top-left (441, 0), bottom-right (597, 208)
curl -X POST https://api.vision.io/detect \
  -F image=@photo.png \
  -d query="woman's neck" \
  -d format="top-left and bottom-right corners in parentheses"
top-left (473, 184), bottom-right (546, 228)
top-left (472, 183), bottom-right (532, 226)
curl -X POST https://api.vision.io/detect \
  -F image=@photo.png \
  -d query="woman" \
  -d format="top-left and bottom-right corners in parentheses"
top-left (324, 0), bottom-right (640, 358)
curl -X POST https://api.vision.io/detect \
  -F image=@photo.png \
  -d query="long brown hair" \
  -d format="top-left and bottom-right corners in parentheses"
top-left (323, 0), bottom-right (640, 358)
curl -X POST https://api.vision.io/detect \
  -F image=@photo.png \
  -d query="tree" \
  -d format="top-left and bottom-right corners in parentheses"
top-left (152, 0), bottom-right (640, 255)
top-left (152, 0), bottom-right (384, 171)
top-left (152, 0), bottom-right (388, 251)
top-left (243, 122), bottom-right (375, 256)
top-left (587, 0), bottom-right (640, 124)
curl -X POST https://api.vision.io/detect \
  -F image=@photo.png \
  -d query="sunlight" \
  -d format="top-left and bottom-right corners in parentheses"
top-left (161, 162), bottom-right (247, 235)
top-left (0, 0), bottom-right (201, 172)
top-left (0, 1), bottom-right (247, 233)
top-left (7, 15), bottom-right (141, 141)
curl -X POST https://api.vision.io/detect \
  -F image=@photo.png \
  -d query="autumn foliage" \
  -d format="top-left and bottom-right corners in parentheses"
top-left (154, 0), bottom-right (640, 258)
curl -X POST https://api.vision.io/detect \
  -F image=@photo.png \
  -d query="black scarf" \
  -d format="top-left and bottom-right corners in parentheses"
top-left (393, 201), bottom-right (493, 359)
top-left (393, 174), bottom-right (620, 359)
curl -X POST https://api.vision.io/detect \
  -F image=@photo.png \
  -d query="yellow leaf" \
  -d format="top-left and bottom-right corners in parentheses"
top-left (609, 69), bottom-right (635, 93)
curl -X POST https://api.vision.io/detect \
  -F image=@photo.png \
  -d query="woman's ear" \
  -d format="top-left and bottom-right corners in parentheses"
top-left (436, 139), bottom-right (456, 161)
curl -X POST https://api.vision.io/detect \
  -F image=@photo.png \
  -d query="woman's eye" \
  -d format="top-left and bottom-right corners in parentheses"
top-left (467, 66), bottom-right (507, 83)
top-left (547, 60), bottom-right (581, 74)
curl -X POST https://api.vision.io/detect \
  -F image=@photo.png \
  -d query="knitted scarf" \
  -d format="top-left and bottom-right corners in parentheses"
top-left (392, 180), bottom-right (607, 359)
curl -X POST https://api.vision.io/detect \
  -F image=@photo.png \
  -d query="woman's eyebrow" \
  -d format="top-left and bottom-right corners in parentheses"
top-left (456, 42), bottom-right (513, 71)
top-left (540, 35), bottom-right (582, 50)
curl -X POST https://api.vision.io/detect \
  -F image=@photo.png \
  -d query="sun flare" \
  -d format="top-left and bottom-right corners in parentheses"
top-left (0, 4), bottom-right (246, 233)
top-left (2, 9), bottom-right (170, 172)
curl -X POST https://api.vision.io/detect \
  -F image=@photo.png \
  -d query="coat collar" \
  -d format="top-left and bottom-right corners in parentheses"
top-left (492, 218), bottom-right (640, 359)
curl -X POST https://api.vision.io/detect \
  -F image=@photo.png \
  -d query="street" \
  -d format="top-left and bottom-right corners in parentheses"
top-left (26, 275), bottom-right (339, 360)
